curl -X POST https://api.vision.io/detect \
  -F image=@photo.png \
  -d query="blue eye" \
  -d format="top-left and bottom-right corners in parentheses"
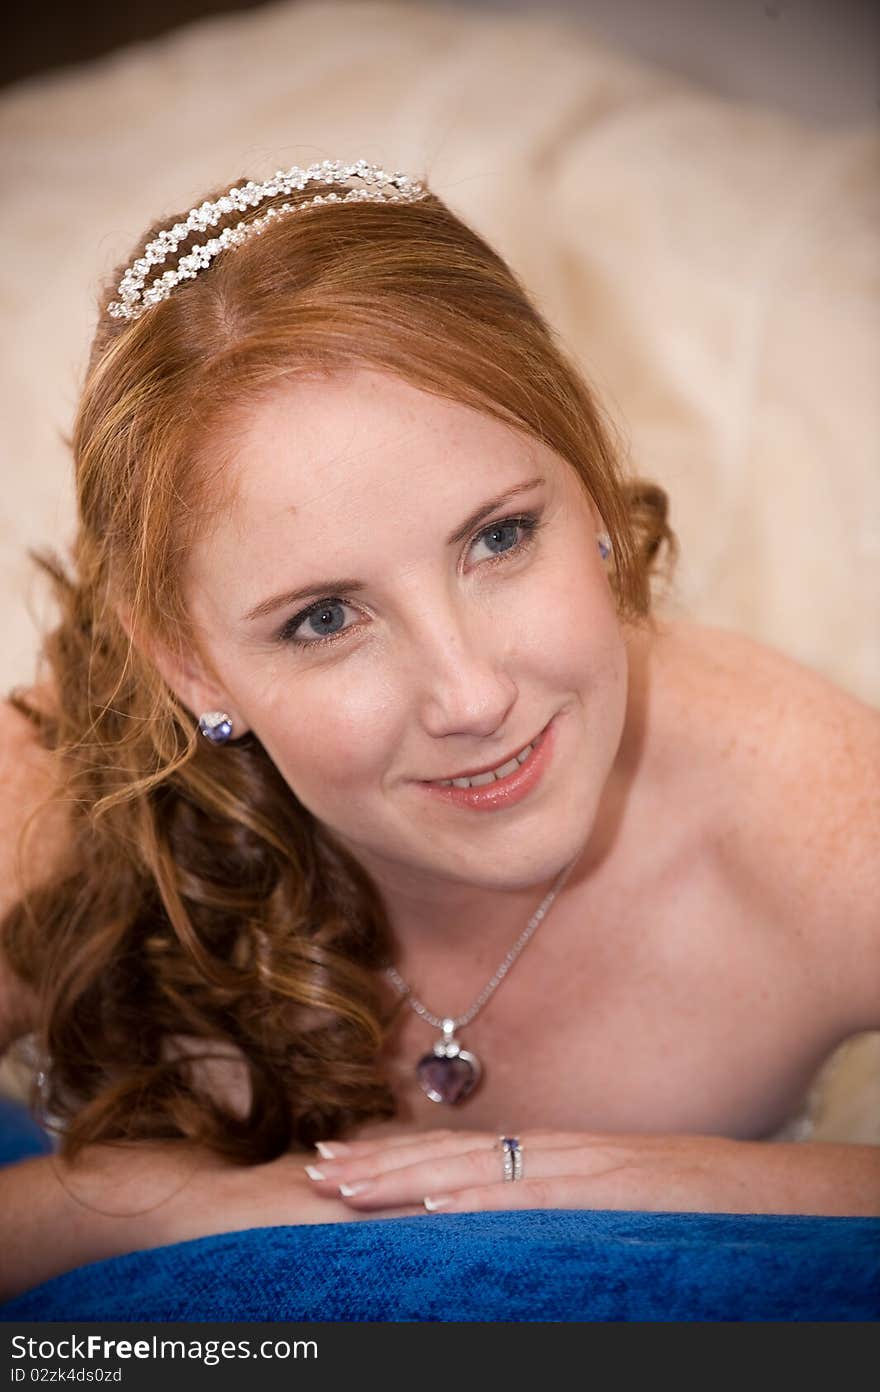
top-left (276, 510), bottom-right (543, 650)
top-left (471, 518), bottom-right (530, 561)
top-left (286, 598), bottom-right (351, 645)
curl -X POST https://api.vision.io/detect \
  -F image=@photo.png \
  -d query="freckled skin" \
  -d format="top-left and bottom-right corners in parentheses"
top-left (179, 366), bottom-right (629, 954)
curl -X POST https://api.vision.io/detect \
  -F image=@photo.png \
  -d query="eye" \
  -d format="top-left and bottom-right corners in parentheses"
top-left (278, 597), bottom-right (356, 647)
top-left (469, 514), bottom-right (538, 564)
top-left (276, 510), bottom-right (543, 649)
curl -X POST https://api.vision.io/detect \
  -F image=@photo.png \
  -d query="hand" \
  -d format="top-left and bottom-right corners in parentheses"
top-left (302, 1127), bottom-right (780, 1215)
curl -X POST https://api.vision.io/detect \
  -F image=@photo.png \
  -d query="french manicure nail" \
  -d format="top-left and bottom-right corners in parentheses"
top-left (316, 1140), bottom-right (351, 1159)
top-left (339, 1180), bottom-right (372, 1197)
top-left (423, 1195), bottom-right (452, 1211)
top-left (304, 1164), bottom-right (325, 1181)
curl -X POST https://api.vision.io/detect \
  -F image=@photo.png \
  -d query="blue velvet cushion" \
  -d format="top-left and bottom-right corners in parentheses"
top-left (3, 1208), bottom-right (878, 1321)
top-left (2, 1099), bottom-right (877, 1321)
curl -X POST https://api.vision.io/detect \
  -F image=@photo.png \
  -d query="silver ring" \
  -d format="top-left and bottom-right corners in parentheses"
top-left (497, 1135), bottom-right (523, 1182)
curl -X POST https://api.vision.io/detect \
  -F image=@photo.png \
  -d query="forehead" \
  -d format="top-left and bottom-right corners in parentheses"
top-left (218, 367), bottom-right (554, 526)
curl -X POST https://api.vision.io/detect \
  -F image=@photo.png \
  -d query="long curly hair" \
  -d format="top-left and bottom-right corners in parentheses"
top-left (2, 164), bottom-right (678, 1163)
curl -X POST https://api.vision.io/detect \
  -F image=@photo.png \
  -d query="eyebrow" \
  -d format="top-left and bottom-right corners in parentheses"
top-left (242, 475), bottom-right (547, 622)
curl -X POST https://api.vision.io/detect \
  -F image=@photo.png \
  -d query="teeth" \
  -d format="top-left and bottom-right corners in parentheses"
top-left (437, 739), bottom-right (536, 789)
top-left (493, 755), bottom-right (522, 779)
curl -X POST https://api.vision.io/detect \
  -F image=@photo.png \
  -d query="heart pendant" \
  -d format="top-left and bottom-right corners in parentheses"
top-left (415, 1019), bottom-right (482, 1104)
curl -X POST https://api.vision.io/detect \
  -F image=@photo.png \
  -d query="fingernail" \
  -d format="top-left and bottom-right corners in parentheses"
top-left (316, 1140), bottom-right (351, 1159)
top-left (304, 1164), bottom-right (325, 1181)
top-left (423, 1194), bottom-right (452, 1211)
top-left (339, 1180), bottom-right (373, 1197)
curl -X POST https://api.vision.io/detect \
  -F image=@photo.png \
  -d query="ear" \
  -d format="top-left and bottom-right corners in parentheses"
top-left (115, 603), bottom-right (251, 738)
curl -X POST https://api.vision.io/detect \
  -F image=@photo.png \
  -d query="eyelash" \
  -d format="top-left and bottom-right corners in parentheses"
top-left (276, 510), bottom-right (544, 650)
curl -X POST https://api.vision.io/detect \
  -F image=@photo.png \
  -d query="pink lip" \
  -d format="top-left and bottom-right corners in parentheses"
top-left (418, 714), bottom-right (557, 812)
top-left (427, 727), bottom-right (547, 783)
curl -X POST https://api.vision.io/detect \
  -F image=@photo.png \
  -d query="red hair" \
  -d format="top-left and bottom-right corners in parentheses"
top-left (3, 167), bottom-right (677, 1162)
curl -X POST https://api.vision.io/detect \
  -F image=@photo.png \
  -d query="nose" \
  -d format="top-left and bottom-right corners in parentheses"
top-left (412, 599), bottom-right (518, 740)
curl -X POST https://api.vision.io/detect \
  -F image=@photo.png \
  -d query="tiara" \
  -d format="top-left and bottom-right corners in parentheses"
top-left (107, 158), bottom-right (429, 323)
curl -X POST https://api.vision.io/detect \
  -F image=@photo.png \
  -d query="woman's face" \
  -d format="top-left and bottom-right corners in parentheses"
top-left (182, 367), bottom-right (629, 902)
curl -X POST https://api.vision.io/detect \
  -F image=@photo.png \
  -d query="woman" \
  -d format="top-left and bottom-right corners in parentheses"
top-left (1, 158), bottom-right (878, 1302)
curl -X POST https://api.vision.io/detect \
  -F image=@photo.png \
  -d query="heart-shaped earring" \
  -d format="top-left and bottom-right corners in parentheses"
top-left (198, 711), bottom-right (234, 744)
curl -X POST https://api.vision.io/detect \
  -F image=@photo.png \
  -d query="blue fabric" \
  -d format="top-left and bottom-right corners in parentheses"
top-left (2, 1209), bottom-right (878, 1321)
top-left (0, 1095), bottom-right (53, 1166)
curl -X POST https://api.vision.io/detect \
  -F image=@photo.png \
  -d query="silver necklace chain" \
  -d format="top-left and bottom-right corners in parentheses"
top-left (384, 856), bottom-right (579, 1031)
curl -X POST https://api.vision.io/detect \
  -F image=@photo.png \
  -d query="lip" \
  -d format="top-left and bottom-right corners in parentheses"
top-left (418, 714), bottom-right (557, 812)
top-left (425, 728), bottom-right (545, 783)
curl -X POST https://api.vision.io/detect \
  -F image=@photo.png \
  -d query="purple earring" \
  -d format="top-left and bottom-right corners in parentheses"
top-left (198, 711), bottom-right (234, 744)
top-left (597, 531), bottom-right (612, 561)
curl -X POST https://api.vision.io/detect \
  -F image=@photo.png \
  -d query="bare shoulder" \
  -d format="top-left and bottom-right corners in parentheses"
top-left (647, 617), bottom-right (880, 1035)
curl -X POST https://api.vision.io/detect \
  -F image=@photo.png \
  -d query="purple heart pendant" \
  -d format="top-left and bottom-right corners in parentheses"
top-left (415, 1020), bottom-right (482, 1105)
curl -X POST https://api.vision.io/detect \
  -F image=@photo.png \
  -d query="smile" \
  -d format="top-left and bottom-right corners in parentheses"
top-left (430, 735), bottom-right (540, 788)
top-left (418, 715), bottom-right (558, 812)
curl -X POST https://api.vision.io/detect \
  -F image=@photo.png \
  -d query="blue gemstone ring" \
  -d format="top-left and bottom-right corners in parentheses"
top-left (497, 1136), bottom-right (523, 1182)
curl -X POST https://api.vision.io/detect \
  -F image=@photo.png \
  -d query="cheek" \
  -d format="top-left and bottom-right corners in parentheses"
top-left (511, 543), bottom-right (618, 680)
top-left (246, 665), bottom-right (402, 799)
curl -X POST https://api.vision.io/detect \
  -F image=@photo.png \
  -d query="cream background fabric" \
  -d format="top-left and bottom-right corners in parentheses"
top-left (0, 0), bottom-right (877, 1141)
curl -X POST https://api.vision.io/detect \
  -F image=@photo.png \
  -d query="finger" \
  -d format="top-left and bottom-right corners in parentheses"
top-left (323, 1142), bottom-right (625, 1211)
top-left (315, 1127), bottom-right (602, 1161)
top-left (307, 1132), bottom-right (499, 1188)
top-left (314, 1128), bottom-right (460, 1160)
top-left (313, 1127), bottom-right (591, 1173)
top-left (421, 1175), bottom-right (606, 1214)
top-left (351, 1201), bottom-right (428, 1221)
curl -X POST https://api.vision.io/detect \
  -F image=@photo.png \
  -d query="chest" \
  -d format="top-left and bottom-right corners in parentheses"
top-left (361, 839), bottom-right (839, 1144)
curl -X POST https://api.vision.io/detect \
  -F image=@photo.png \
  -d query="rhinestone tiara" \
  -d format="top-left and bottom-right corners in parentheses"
top-left (107, 158), bottom-right (429, 323)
